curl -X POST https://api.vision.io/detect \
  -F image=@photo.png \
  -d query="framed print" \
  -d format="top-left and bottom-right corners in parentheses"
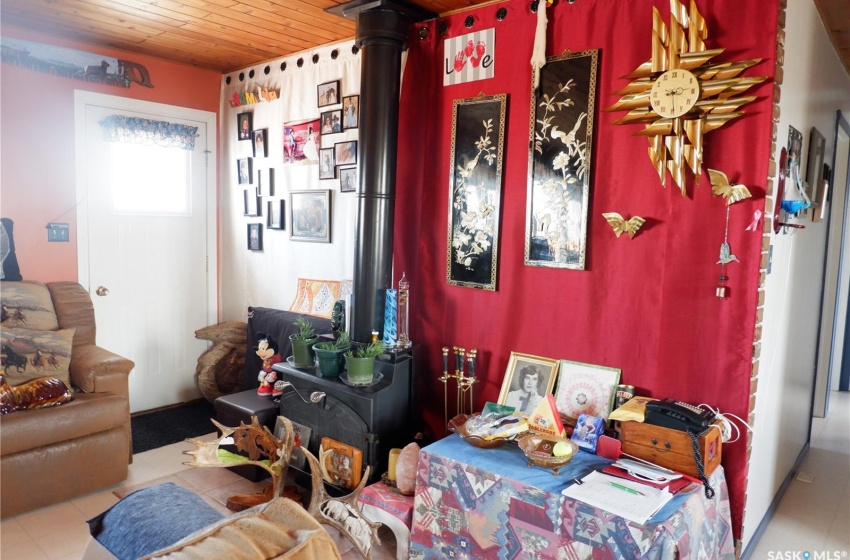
top-left (247, 223), bottom-right (263, 251)
top-left (275, 416), bottom-right (311, 470)
top-left (320, 110), bottom-right (342, 134)
top-left (237, 112), bottom-right (253, 141)
top-left (243, 188), bottom-right (260, 217)
top-left (319, 147), bottom-right (336, 179)
top-left (252, 128), bottom-right (268, 157)
top-left (496, 352), bottom-right (560, 417)
top-left (334, 140), bottom-right (357, 166)
top-left (446, 93), bottom-right (506, 291)
top-left (290, 189), bottom-right (331, 243)
top-left (525, 49), bottom-right (599, 270)
top-left (339, 166), bottom-right (357, 193)
top-left (237, 157), bottom-right (253, 185)
top-left (806, 127), bottom-right (826, 221)
top-left (267, 199), bottom-right (285, 230)
top-left (268, 168), bottom-right (276, 197)
top-left (319, 437), bottom-right (362, 490)
top-left (317, 80), bottom-right (340, 107)
top-left (283, 119), bottom-right (321, 164)
top-left (342, 95), bottom-right (359, 130)
top-left (554, 359), bottom-right (621, 421)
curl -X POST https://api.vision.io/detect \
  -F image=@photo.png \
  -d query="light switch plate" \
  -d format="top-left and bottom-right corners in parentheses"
top-left (47, 223), bottom-right (69, 242)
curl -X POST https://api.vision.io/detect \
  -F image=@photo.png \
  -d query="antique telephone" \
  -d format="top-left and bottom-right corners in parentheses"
top-left (644, 399), bottom-right (717, 498)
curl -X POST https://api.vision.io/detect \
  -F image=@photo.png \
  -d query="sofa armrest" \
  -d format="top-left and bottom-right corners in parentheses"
top-left (71, 345), bottom-right (134, 397)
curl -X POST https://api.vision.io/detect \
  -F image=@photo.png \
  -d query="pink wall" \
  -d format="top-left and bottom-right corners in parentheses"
top-left (0, 26), bottom-right (221, 283)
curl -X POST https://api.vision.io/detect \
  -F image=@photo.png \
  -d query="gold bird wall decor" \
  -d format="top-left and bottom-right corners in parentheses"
top-left (602, 212), bottom-right (646, 239)
top-left (606, 0), bottom-right (768, 197)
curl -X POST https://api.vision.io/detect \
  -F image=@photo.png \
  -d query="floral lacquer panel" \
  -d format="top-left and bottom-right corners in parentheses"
top-left (447, 94), bottom-right (507, 290)
top-left (525, 50), bottom-right (599, 270)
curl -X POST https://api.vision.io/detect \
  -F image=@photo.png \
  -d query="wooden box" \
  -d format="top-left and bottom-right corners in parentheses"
top-left (618, 420), bottom-right (722, 479)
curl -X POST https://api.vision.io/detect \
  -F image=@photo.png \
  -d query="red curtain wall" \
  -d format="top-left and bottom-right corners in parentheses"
top-left (394, 0), bottom-right (777, 540)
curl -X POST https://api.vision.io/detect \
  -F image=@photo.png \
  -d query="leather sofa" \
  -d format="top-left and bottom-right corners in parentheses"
top-left (1, 282), bottom-right (134, 518)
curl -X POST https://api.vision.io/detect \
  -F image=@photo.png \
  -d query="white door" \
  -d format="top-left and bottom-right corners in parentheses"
top-left (75, 92), bottom-right (217, 413)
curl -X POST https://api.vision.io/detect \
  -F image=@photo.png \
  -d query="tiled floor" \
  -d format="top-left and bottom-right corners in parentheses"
top-left (0, 432), bottom-right (398, 559)
top-left (2, 392), bottom-right (847, 560)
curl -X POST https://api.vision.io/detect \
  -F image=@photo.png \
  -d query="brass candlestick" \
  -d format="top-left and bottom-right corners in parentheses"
top-left (453, 346), bottom-right (465, 418)
top-left (439, 347), bottom-right (450, 429)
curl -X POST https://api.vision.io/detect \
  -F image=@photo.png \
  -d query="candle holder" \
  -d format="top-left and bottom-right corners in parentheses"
top-left (438, 345), bottom-right (478, 429)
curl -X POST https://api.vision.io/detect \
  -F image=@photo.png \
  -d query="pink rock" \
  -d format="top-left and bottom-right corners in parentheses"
top-left (395, 442), bottom-right (420, 494)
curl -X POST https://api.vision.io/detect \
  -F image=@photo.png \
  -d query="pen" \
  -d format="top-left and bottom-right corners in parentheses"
top-left (608, 481), bottom-right (645, 496)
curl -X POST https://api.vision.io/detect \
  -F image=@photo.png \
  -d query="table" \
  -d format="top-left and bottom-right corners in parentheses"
top-left (409, 434), bottom-right (734, 560)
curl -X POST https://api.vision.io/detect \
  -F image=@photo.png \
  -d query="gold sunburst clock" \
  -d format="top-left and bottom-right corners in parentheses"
top-left (606, 0), bottom-right (768, 196)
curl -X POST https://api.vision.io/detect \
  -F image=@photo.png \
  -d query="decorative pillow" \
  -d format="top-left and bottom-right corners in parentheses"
top-left (0, 327), bottom-right (75, 387)
top-left (0, 280), bottom-right (59, 330)
top-left (0, 375), bottom-right (73, 414)
top-left (289, 278), bottom-right (352, 319)
top-left (0, 218), bottom-right (23, 281)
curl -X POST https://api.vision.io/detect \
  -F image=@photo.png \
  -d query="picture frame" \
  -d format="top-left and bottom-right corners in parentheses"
top-left (554, 359), bottom-right (621, 421)
top-left (267, 168), bottom-right (276, 197)
top-left (525, 49), bottom-right (599, 270)
top-left (446, 93), bottom-right (507, 291)
top-left (334, 140), bottom-right (357, 166)
top-left (317, 80), bottom-right (340, 108)
top-left (237, 112), bottom-right (253, 141)
top-left (571, 414), bottom-right (606, 453)
top-left (319, 437), bottom-right (362, 490)
top-left (267, 199), bottom-right (285, 230)
top-left (319, 147), bottom-right (336, 180)
top-left (320, 109), bottom-right (342, 135)
top-left (283, 119), bottom-right (321, 164)
top-left (237, 157), bottom-right (253, 185)
top-left (806, 127), bottom-right (826, 222)
top-left (247, 223), bottom-right (263, 251)
top-left (339, 166), bottom-right (357, 193)
top-left (274, 416), bottom-right (311, 469)
top-left (342, 95), bottom-right (359, 130)
top-left (496, 352), bottom-right (560, 417)
top-left (252, 128), bottom-right (268, 157)
top-left (290, 189), bottom-right (331, 243)
top-left (243, 187), bottom-right (260, 217)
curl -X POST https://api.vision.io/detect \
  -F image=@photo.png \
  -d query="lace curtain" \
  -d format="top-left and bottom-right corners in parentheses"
top-left (99, 115), bottom-right (199, 150)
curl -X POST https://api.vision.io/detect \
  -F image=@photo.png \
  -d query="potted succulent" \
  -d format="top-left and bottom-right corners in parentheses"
top-left (289, 317), bottom-right (319, 368)
top-left (313, 331), bottom-right (351, 377)
top-left (344, 340), bottom-right (386, 384)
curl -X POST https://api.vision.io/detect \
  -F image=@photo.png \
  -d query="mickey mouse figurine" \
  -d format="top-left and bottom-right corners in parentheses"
top-left (254, 332), bottom-right (283, 397)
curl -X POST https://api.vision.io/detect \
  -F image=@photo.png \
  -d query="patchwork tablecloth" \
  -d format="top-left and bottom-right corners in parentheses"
top-left (410, 434), bottom-right (734, 560)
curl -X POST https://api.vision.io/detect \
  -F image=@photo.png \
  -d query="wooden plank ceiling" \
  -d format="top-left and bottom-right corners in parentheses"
top-left (2, 0), bottom-right (848, 76)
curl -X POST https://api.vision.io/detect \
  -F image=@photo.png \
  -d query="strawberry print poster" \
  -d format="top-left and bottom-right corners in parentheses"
top-left (443, 29), bottom-right (495, 86)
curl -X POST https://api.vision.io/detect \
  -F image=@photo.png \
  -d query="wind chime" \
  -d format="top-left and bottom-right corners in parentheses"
top-left (708, 169), bottom-right (752, 298)
top-left (439, 346), bottom-right (478, 429)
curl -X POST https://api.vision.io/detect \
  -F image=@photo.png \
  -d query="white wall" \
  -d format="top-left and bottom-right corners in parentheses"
top-left (219, 41), bottom-right (361, 322)
top-left (743, 0), bottom-right (850, 549)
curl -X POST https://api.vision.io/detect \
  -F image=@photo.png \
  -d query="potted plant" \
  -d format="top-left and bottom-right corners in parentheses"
top-left (313, 331), bottom-right (351, 377)
top-left (344, 340), bottom-right (386, 384)
top-left (289, 317), bottom-right (319, 368)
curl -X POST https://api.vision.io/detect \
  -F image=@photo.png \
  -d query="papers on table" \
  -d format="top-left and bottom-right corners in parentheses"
top-left (561, 471), bottom-right (674, 525)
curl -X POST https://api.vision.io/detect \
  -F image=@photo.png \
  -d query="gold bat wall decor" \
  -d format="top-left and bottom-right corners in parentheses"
top-left (602, 212), bottom-right (646, 239)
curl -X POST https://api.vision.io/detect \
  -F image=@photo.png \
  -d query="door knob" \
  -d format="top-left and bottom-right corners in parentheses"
top-left (96, 286), bottom-right (109, 296)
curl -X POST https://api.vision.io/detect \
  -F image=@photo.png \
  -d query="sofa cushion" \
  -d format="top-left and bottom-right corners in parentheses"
top-left (0, 327), bottom-right (75, 387)
top-left (0, 280), bottom-right (59, 330)
top-left (0, 392), bottom-right (128, 456)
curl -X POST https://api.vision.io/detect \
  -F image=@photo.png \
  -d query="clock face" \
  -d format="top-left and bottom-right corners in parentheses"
top-left (650, 69), bottom-right (700, 118)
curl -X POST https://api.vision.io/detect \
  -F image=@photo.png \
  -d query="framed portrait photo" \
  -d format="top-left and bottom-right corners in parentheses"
top-left (339, 166), bottom-right (357, 193)
top-left (342, 95), bottom-right (359, 130)
top-left (496, 352), bottom-right (560, 417)
top-left (237, 157), bottom-right (253, 185)
top-left (319, 437), bottom-right (362, 490)
top-left (554, 360), bottom-right (621, 421)
top-left (320, 109), bottom-right (342, 135)
top-left (243, 187), bottom-right (260, 217)
top-left (237, 112), bottom-right (253, 141)
top-left (290, 189), bottom-right (331, 243)
top-left (334, 140), bottom-right (357, 166)
top-left (267, 199), bottom-right (285, 230)
top-left (283, 119), bottom-right (321, 164)
top-left (247, 223), bottom-right (263, 251)
top-left (317, 80), bottom-right (340, 108)
top-left (252, 128), bottom-right (268, 157)
top-left (319, 147), bottom-right (336, 180)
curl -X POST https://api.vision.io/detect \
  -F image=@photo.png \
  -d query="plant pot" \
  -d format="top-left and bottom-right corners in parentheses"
top-left (314, 346), bottom-right (349, 377)
top-left (344, 355), bottom-right (376, 384)
top-left (290, 335), bottom-right (319, 368)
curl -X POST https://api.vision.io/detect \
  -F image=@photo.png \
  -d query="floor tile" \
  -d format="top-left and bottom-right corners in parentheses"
top-left (16, 502), bottom-right (88, 538)
top-left (1, 538), bottom-right (49, 560)
top-left (0, 518), bottom-right (31, 548)
top-left (70, 490), bottom-right (120, 520)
